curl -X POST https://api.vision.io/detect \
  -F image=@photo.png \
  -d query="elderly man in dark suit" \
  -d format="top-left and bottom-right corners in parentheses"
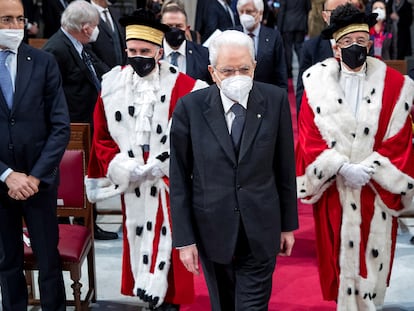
top-left (160, 2), bottom-right (212, 84)
top-left (90, 0), bottom-right (126, 69)
top-left (43, 0), bottom-right (118, 240)
top-left (170, 30), bottom-right (298, 311)
top-left (0, 0), bottom-right (70, 309)
top-left (236, 0), bottom-right (288, 90)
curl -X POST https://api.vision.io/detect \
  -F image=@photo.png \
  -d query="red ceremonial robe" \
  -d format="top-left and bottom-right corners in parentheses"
top-left (86, 61), bottom-right (207, 306)
top-left (296, 57), bottom-right (414, 311)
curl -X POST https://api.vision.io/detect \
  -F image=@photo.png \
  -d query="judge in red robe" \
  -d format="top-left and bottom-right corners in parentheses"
top-left (296, 4), bottom-right (414, 311)
top-left (85, 9), bottom-right (207, 310)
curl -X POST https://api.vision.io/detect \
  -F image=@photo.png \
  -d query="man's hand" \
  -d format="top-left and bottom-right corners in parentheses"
top-left (179, 244), bottom-right (200, 275)
top-left (6, 172), bottom-right (39, 200)
top-left (279, 231), bottom-right (295, 256)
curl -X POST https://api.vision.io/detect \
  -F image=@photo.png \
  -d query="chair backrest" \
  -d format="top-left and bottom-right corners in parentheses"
top-left (28, 38), bottom-right (48, 49)
top-left (384, 59), bottom-right (407, 75)
top-left (56, 123), bottom-right (93, 230)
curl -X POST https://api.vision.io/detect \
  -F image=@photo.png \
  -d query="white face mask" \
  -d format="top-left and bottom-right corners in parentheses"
top-left (0, 29), bottom-right (24, 52)
top-left (89, 26), bottom-right (100, 42)
top-left (240, 14), bottom-right (256, 31)
top-left (373, 7), bottom-right (386, 21)
top-left (217, 74), bottom-right (253, 103)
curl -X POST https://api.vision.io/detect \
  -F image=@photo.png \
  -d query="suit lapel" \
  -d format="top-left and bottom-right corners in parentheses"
top-left (256, 27), bottom-right (271, 61)
top-left (61, 32), bottom-right (96, 87)
top-left (185, 43), bottom-right (195, 77)
top-left (203, 86), bottom-right (237, 164)
top-left (238, 84), bottom-right (265, 161)
top-left (13, 44), bottom-right (34, 112)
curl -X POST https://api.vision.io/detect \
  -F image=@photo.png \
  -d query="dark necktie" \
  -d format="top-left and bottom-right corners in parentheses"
top-left (170, 51), bottom-right (179, 67)
top-left (248, 32), bottom-right (256, 55)
top-left (102, 9), bottom-right (113, 32)
top-left (82, 49), bottom-right (101, 91)
top-left (230, 103), bottom-right (246, 152)
top-left (224, 4), bottom-right (235, 27)
top-left (0, 50), bottom-right (13, 109)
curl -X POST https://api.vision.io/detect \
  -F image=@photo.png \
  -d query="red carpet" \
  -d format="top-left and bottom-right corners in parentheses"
top-left (181, 80), bottom-right (336, 310)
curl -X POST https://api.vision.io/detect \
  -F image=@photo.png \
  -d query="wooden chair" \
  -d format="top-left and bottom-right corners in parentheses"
top-left (383, 59), bottom-right (408, 75)
top-left (24, 123), bottom-right (96, 310)
top-left (28, 38), bottom-right (48, 49)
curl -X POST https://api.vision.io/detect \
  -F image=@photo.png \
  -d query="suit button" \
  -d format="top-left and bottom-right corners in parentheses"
top-left (237, 185), bottom-right (241, 190)
top-left (10, 118), bottom-right (15, 125)
top-left (8, 144), bottom-right (13, 150)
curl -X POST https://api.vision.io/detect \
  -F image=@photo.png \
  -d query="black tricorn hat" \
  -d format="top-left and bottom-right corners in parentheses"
top-left (321, 3), bottom-right (378, 41)
top-left (119, 9), bottom-right (170, 46)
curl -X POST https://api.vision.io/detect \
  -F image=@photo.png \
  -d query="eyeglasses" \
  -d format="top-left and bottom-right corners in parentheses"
top-left (214, 66), bottom-right (252, 77)
top-left (337, 37), bottom-right (369, 47)
top-left (0, 16), bottom-right (28, 26)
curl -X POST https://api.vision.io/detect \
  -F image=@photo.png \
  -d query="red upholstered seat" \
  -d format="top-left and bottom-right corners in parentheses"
top-left (24, 123), bottom-right (96, 311)
top-left (24, 224), bottom-right (91, 262)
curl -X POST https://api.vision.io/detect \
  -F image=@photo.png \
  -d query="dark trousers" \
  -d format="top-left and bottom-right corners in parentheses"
top-left (0, 187), bottom-right (66, 311)
top-left (200, 223), bottom-right (277, 311)
top-left (282, 31), bottom-right (306, 76)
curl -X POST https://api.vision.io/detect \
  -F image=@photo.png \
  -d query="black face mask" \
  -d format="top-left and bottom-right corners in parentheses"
top-left (341, 44), bottom-right (367, 69)
top-left (164, 28), bottom-right (186, 48)
top-left (128, 56), bottom-right (156, 77)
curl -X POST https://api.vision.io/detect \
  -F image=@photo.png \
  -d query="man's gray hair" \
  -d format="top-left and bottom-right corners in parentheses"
top-left (209, 30), bottom-right (255, 66)
top-left (236, 0), bottom-right (264, 11)
top-left (61, 0), bottom-right (99, 32)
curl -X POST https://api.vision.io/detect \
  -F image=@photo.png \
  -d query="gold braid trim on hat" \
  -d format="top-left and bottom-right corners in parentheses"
top-left (333, 23), bottom-right (369, 41)
top-left (126, 25), bottom-right (164, 45)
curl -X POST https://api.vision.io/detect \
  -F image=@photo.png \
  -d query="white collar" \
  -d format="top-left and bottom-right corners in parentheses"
top-left (163, 39), bottom-right (186, 58)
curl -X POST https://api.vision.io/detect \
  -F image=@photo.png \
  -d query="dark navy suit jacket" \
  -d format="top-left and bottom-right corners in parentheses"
top-left (89, 7), bottom-right (126, 69)
top-left (43, 29), bottom-right (109, 124)
top-left (234, 25), bottom-right (288, 90)
top-left (202, 0), bottom-right (240, 43)
top-left (164, 40), bottom-right (212, 84)
top-left (170, 82), bottom-right (298, 264)
top-left (0, 43), bottom-right (70, 189)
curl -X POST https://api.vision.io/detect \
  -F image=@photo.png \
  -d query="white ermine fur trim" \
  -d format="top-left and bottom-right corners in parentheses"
top-left (297, 148), bottom-right (348, 203)
top-left (84, 175), bottom-right (125, 203)
top-left (100, 61), bottom-right (182, 306)
top-left (301, 57), bottom-right (411, 311)
top-left (383, 75), bottom-right (414, 139)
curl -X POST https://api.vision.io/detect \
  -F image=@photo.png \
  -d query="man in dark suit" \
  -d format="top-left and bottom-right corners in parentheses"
top-left (202, 0), bottom-right (240, 43)
top-left (170, 30), bottom-right (298, 311)
top-left (277, 0), bottom-right (311, 78)
top-left (160, 2), bottom-right (212, 84)
top-left (42, 0), bottom-right (68, 38)
top-left (296, 0), bottom-right (349, 115)
top-left (43, 1), bottom-right (117, 240)
top-left (0, 0), bottom-right (70, 309)
top-left (90, 0), bottom-right (126, 68)
top-left (236, 0), bottom-right (288, 90)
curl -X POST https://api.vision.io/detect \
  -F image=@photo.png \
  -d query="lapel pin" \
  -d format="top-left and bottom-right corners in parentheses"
top-left (257, 114), bottom-right (262, 119)
top-left (265, 38), bottom-right (269, 42)
top-left (189, 49), bottom-right (193, 54)
top-left (26, 56), bottom-right (32, 61)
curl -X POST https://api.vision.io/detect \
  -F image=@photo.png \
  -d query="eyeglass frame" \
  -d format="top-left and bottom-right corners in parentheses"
top-left (0, 16), bottom-right (28, 26)
top-left (213, 65), bottom-right (253, 77)
top-left (336, 36), bottom-right (370, 48)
